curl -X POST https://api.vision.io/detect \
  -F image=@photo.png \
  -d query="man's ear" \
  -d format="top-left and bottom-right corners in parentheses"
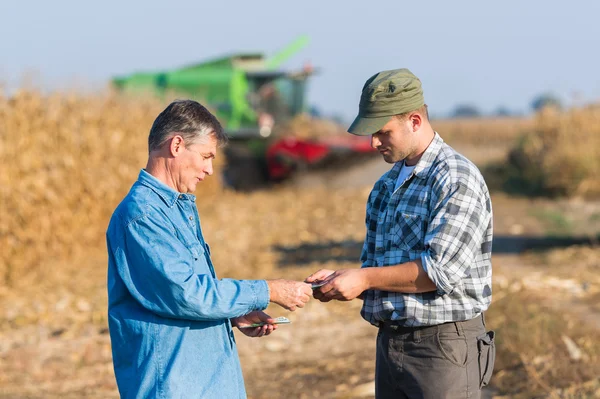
top-left (410, 112), bottom-right (422, 132)
top-left (169, 135), bottom-right (185, 157)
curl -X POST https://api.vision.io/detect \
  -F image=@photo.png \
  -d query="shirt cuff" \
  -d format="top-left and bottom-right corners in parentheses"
top-left (250, 279), bottom-right (270, 310)
top-left (421, 252), bottom-right (453, 295)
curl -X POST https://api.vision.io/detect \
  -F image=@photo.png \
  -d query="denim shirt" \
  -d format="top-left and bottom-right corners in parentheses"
top-left (107, 170), bottom-right (270, 398)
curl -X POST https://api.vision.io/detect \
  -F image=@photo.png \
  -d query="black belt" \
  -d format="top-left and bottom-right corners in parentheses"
top-left (378, 314), bottom-right (484, 334)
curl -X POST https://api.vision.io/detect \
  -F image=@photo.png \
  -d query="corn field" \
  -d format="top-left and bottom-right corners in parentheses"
top-left (0, 90), bottom-right (222, 287)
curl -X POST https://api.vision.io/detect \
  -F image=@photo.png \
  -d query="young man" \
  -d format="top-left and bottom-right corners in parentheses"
top-left (107, 100), bottom-right (312, 398)
top-left (307, 69), bottom-right (495, 398)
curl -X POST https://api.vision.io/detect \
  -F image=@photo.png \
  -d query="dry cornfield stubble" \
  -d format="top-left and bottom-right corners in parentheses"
top-left (0, 90), bottom-right (224, 288)
top-left (2, 89), bottom-right (600, 398)
top-left (510, 105), bottom-right (600, 197)
top-left (433, 116), bottom-right (533, 146)
top-left (437, 106), bottom-right (600, 198)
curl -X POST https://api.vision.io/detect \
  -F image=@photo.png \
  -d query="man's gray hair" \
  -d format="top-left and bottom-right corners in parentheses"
top-left (148, 100), bottom-right (228, 152)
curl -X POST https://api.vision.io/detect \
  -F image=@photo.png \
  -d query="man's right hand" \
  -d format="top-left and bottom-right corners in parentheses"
top-left (267, 279), bottom-right (312, 311)
top-left (305, 269), bottom-right (335, 284)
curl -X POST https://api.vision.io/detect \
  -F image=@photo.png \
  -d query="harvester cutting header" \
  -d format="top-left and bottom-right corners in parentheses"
top-left (112, 36), bottom-right (375, 190)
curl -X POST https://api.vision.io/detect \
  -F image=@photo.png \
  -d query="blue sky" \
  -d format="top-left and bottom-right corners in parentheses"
top-left (1, 0), bottom-right (599, 121)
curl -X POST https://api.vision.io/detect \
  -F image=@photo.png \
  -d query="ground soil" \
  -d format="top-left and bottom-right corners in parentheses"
top-left (1, 149), bottom-right (599, 399)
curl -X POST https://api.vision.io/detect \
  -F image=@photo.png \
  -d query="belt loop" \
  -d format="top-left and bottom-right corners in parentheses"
top-left (414, 329), bottom-right (421, 343)
top-left (482, 312), bottom-right (487, 328)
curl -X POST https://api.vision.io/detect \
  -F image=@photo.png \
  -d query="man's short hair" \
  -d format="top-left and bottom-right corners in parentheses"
top-left (148, 100), bottom-right (228, 152)
top-left (394, 104), bottom-right (429, 122)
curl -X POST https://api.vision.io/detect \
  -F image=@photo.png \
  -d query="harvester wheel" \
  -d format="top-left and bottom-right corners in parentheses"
top-left (222, 144), bottom-right (268, 191)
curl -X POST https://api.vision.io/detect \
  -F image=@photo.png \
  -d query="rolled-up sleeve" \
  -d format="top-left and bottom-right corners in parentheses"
top-left (113, 214), bottom-right (270, 321)
top-left (420, 180), bottom-right (491, 295)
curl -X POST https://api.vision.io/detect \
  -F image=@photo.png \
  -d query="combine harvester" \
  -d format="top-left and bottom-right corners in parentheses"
top-left (112, 36), bottom-right (376, 190)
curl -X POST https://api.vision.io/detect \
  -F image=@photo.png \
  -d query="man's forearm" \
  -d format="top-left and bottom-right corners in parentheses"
top-left (363, 259), bottom-right (437, 294)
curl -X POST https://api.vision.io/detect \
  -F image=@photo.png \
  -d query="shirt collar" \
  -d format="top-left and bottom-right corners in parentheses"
top-left (382, 132), bottom-right (444, 192)
top-left (413, 132), bottom-right (444, 180)
top-left (137, 169), bottom-right (196, 207)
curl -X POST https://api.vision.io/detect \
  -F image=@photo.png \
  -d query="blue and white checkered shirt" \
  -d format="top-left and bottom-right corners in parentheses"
top-left (360, 133), bottom-right (493, 327)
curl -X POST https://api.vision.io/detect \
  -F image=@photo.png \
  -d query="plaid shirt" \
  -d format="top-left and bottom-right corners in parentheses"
top-left (360, 133), bottom-right (493, 327)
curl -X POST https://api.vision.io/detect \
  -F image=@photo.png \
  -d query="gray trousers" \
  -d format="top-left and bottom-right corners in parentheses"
top-left (375, 315), bottom-right (495, 399)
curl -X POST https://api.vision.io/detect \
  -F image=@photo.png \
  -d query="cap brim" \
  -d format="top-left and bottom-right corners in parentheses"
top-left (347, 115), bottom-right (392, 136)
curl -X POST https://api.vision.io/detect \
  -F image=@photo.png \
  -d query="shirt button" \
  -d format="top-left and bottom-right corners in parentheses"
top-left (189, 216), bottom-right (193, 221)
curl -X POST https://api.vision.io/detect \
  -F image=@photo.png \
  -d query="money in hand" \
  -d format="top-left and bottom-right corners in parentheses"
top-left (239, 316), bottom-right (291, 328)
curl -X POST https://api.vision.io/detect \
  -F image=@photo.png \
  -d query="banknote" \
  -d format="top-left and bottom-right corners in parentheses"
top-left (239, 316), bottom-right (291, 328)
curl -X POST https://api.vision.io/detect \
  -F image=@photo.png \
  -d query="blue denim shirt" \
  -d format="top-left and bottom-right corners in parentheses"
top-left (107, 170), bottom-right (270, 398)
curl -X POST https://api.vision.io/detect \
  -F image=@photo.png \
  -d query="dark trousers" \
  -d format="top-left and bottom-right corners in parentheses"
top-left (375, 315), bottom-right (495, 399)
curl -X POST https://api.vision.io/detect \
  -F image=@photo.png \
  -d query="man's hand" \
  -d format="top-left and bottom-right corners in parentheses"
top-left (313, 269), bottom-right (369, 302)
top-left (267, 279), bottom-right (312, 311)
top-left (232, 311), bottom-right (277, 338)
top-left (305, 269), bottom-right (335, 285)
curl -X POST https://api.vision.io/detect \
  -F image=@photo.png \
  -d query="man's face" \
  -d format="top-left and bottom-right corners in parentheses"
top-left (175, 135), bottom-right (217, 193)
top-left (370, 117), bottom-right (418, 164)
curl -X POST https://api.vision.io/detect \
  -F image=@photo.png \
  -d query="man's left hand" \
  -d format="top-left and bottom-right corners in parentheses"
top-left (315, 269), bottom-right (368, 301)
top-left (232, 311), bottom-right (278, 338)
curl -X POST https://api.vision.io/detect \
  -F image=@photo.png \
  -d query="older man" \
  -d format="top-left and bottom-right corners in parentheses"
top-left (106, 100), bottom-right (312, 398)
top-left (307, 69), bottom-right (495, 398)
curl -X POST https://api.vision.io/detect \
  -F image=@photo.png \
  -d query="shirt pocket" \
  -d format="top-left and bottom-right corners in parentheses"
top-left (187, 241), bottom-right (206, 260)
top-left (182, 239), bottom-right (209, 274)
top-left (391, 212), bottom-right (425, 251)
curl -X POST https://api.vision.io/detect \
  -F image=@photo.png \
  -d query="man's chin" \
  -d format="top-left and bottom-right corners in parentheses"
top-left (189, 178), bottom-right (205, 192)
top-left (381, 154), bottom-right (398, 164)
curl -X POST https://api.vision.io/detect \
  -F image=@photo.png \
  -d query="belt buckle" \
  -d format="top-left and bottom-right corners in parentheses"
top-left (381, 321), bottom-right (400, 331)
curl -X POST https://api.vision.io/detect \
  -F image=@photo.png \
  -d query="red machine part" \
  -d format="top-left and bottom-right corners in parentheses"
top-left (265, 137), bottom-right (329, 180)
top-left (265, 135), bottom-right (375, 180)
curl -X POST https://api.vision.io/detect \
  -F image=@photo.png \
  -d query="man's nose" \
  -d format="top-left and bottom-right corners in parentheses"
top-left (205, 160), bottom-right (213, 176)
top-left (371, 135), bottom-right (380, 149)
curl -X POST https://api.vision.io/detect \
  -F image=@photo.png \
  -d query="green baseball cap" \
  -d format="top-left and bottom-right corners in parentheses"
top-left (348, 68), bottom-right (424, 136)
